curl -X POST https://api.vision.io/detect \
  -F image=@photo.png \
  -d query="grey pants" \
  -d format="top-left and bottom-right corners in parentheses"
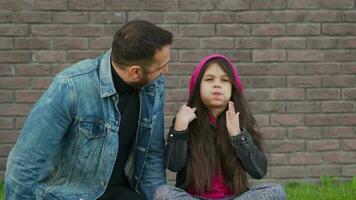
top-left (153, 183), bottom-right (286, 200)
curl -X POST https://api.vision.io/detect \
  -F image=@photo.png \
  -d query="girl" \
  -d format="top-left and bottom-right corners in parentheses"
top-left (154, 54), bottom-right (286, 200)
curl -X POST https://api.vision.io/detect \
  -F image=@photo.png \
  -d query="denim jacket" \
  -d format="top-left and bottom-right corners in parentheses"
top-left (5, 50), bottom-right (166, 200)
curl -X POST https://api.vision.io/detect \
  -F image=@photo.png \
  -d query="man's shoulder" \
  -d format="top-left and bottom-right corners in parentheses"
top-left (57, 58), bottom-right (100, 80)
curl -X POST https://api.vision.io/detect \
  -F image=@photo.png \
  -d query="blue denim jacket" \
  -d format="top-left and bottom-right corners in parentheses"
top-left (5, 50), bottom-right (166, 200)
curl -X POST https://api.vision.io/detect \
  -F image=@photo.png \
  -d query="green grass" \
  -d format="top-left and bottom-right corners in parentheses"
top-left (285, 176), bottom-right (356, 200)
top-left (0, 177), bottom-right (355, 200)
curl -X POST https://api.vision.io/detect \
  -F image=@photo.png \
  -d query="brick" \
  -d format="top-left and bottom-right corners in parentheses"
top-left (287, 102), bottom-right (320, 113)
top-left (305, 63), bottom-right (339, 75)
top-left (271, 11), bottom-right (307, 23)
top-left (164, 12), bottom-right (198, 23)
top-left (106, 0), bottom-right (143, 10)
top-left (0, 104), bottom-right (31, 116)
top-left (0, 24), bottom-right (29, 36)
top-left (307, 37), bottom-right (339, 49)
top-left (200, 38), bottom-right (234, 49)
top-left (0, 12), bottom-right (13, 23)
top-left (242, 77), bottom-right (285, 88)
top-left (343, 88), bottom-right (356, 99)
top-left (0, 37), bottom-right (13, 49)
top-left (0, 144), bottom-right (12, 156)
top-left (15, 90), bottom-right (43, 103)
top-left (253, 50), bottom-right (286, 62)
top-left (252, 24), bottom-right (285, 36)
top-left (12, 11), bottom-right (51, 23)
top-left (168, 63), bottom-right (194, 75)
top-left (287, 0), bottom-right (321, 9)
top-left (0, 91), bottom-right (13, 102)
top-left (216, 0), bottom-right (249, 10)
top-left (238, 11), bottom-right (271, 23)
top-left (31, 25), bottom-right (69, 36)
top-left (272, 37), bottom-right (306, 49)
top-left (322, 127), bottom-right (355, 138)
top-left (323, 24), bottom-right (356, 35)
top-left (0, 0), bottom-right (32, 11)
top-left (90, 12), bottom-right (125, 24)
top-left (127, 12), bottom-right (164, 23)
top-left (271, 63), bottom-right (305, 75)
top-left (322, 152), bottom-right (356, 163)
top-left (271, 114), bottom-right (304, 126)
top-left (342, 165), bottom-right (356, 176)
top-left (68, 0), bottom-right (105, 10)
top-left (143, 0), bottom-right (178, 11)
top-left (305, 114), bottom-right (342, 125)
top-left (289, 153), bottom-right (322, 165)
top-left (341, 63), bottom-right (356, 74)
top-left (33, 51), bottom-right (66, 63)
top-left (307, 140), bottom-right (339, 151)
top-left (53, 12), bottom-right (89, 24)
top-left (15, 64), bottom-right (51, 76)
top-left (322, 0), bottom-right (354, 9)
top-left (179, 50), bottom-right (214, 62)
top-left (52, 64), bottom-right (70, 75)
top-left (287, 76), bottom-right (321, 88)
top-left (324, 50), bottom-right (356, 61)
top-left (340, 139), bottom-right (356, 150)
top-left (322, 75), bottom-right (356, 87)
top-left (342, 115), bottom-right (356, 125)
top-left (249, 102), bottom-right (284, 113)
top-left (217, 25), bottom-right (249, 36)
top-left (172, 38), bottom-right (199, 49)
top-left (103, 25), bottom-right (120, 37)
top-left (0, 131), bottom-right (19, 143)
top-left (251, 0), bottom-right (285, 9)
top-left (181, 25), bottom-right (214, 36)
top-left (15, 117), bottom-right (26, 129)
top-left (254, 114), bottom-right (269, 126)
top-left (244, 89), bottom-right (272, 101)
top-left (307, 11), bottom-right (343, 22)
top-left (200, 12), bottom-right (234, 23)
top-left (0, 117), bottom-right (13, 129)
top-left (165, 89), bottom-right (189, 102)
top-left (272, 88), bottom-right (305, 100)
top-left (287, 24), bottom-right (321, 35)
top-left (179, 76), bottom-right (190, 88)
top-left (53, 38), bottom-right (88, 50)
top-left (0, 64), bottom-right (14, 76)
top-left (179, 0), bottom-right (214, 10)
top-left (160, 25), bottom-right (179, 37)
top-left (322, 102), bottom-right (354, 113)
top-left (288, 127), bottom-right (322, 139)
top-left (267, 153), bottom-right (288, 165)
top-left (0, 78), bottom-right (29, 89)
top-left (165, 76), bottom-right (179, 89)
top-left (344, 11), bottom-right (356, 22)
top-left (33, 0), bottom-right (67, 10)
top-left (236, 63), bottom-right (269, 75)
top-left (260, 127), bottom-right (286, 139)
top-left (0, 157), bottom-right (7, 171)
top-left (68, 51), bottom-right (102, 62)
top-left (70, 25), bottom-right (104, 37)
top-left (14, 38), bottom-right (50, 49)
top-left (270, 166), bottom-right (305, 178)
top-left (288, 50), bottom-right (323, 61)
top-left (164, 102), bottom-right (179, 115)
top-left (307, 165), bottom-right (341, 177)
top-left (237, 38), bottom-right (271, 49)
top-left (89, 38), bottom-right (112, 50)
top-left (339, 38), bottom-right (356, 48)
top-left (31, 78), bottom-right (51, 89)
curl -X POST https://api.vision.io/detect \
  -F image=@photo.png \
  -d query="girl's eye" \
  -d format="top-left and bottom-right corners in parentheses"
top-left (222, 79), bottom-right (230, 82)
top-left (205, 78), bottom-right (213, 81)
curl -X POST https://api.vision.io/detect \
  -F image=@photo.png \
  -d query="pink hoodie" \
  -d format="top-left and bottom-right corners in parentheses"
top-left (188, 54), bottom-right (243, 97)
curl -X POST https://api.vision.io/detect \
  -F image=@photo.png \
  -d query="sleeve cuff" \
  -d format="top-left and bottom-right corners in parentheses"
top-left (167, 126), bottom-right (189, 142)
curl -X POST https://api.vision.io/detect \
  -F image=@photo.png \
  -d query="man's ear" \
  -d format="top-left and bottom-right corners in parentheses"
top-left (127, 65), bottom-right (143, 80)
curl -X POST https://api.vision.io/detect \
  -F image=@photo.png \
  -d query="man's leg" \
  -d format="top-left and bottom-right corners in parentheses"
top-left (98, 186), bottom-right (145, 200)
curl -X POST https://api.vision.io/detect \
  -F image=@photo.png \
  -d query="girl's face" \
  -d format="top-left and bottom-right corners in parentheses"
top-left (200, 63), bottom-right (232, 115)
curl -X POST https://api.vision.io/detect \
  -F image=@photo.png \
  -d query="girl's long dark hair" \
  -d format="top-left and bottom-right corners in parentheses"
top-left (185, 58), bottom-right (263, 195)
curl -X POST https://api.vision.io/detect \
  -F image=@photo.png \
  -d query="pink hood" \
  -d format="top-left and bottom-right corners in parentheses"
top-left (189, 54), bottom-right (243, 96)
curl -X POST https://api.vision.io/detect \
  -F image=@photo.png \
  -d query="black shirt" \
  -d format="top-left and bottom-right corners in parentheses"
top-left (98, 65), bottom-right (140, 199)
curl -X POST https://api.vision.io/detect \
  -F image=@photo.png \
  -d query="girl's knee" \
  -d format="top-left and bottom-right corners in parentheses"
top-left (153, 185), bottom-right (172, 200)
top-left (270, 184), bottom-right (286, 200)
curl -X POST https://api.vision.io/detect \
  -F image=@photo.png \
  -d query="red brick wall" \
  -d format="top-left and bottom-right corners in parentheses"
top-left (1, 0), bottom-right (356, 184)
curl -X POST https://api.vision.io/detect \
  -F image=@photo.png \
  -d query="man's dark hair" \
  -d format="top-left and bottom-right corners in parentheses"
top-left (111, 20), bottom-right (173, 70)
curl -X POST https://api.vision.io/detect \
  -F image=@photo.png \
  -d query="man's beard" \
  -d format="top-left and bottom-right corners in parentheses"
top-left (130, 73), bottom-right (152, 89)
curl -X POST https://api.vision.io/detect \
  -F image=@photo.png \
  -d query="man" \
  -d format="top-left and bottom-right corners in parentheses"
top-left (5, 20), bottom-right (173, 200)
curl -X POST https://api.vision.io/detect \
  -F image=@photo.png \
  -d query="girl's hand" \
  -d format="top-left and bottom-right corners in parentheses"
top-left (174, 105), bottom-right (197, 131)
top-left (226, 101), bottom-right (241, 136)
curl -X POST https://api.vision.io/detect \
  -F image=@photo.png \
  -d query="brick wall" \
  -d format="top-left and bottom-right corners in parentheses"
top-left (0, 0), bottom-right (356, 184)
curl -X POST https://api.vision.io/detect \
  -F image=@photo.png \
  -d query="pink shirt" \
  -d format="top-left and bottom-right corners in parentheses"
top-left (187, 171), bottom-right (232, 199)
